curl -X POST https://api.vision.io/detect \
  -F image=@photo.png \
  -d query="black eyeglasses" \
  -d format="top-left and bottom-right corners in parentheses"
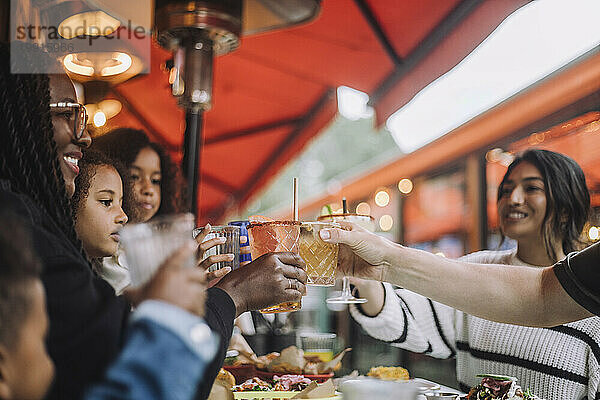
top-left (49, 102), bottom-right (88, 140)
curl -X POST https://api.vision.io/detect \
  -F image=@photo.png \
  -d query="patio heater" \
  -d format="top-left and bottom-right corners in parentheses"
top-left (154, 0), bottom-right (320, 214)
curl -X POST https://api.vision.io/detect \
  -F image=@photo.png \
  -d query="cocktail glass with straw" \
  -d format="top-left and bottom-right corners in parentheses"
top-left (247, 177), bottom-right (302, 313)
top-left (318, 198), bottom-right (375, 304)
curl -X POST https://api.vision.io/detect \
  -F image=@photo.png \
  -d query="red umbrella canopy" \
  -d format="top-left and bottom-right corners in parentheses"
top-left (106, 0), bottom-right (529, 223)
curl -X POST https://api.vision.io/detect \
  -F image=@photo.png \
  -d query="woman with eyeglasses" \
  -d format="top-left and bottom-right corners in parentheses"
top-left (0, 42), bottom-right (217, 400)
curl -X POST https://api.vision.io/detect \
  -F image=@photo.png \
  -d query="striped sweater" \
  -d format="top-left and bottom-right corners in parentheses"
top-left (350, 249), bottom-right (600, 400)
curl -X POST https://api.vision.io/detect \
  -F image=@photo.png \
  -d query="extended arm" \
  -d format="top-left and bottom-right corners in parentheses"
top-left (321, 223), bottom-right (595, 327)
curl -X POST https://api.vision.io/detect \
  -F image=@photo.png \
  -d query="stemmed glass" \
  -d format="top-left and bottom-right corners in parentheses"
top-left (317, 213), bottom-right (375, 304)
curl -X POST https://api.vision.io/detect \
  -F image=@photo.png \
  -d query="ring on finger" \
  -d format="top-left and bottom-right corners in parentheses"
top-left (288, 278), bottom-right (295, 290)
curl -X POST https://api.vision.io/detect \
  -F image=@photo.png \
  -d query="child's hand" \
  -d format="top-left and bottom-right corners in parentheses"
top-left (195, 223), bottom-right (234, 282)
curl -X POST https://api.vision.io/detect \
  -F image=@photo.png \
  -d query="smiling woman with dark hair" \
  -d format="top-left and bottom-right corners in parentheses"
top-left (0, 42), bottom-right (219, 400)
top-left (0, 42), bottom-right (128, 399)
top-left (346, 149), bottom-right (599, 400)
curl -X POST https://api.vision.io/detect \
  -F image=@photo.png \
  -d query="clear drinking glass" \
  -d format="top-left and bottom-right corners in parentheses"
top-left (247, 220), bottom-right (301, 313)
top-left (317, 213), bottom-right (375, 304)
top-left (299, 332), bottom-right (337, 362)
top-left (120, 213), bottom-right (195, 288)
top-left (193, 225), bottom-right (240, 272)
top-left (299, 222), bottom-right (339, 286)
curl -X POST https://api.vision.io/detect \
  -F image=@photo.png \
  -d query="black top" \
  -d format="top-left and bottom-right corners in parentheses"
top-left (553, 241), bottom-right (600, 316)
top-left (196, 287), bottom-right (236, 399)
top-left (0, 181), bottom-right (236, 399)
top-left (0, 180), bottom-right (129, 399)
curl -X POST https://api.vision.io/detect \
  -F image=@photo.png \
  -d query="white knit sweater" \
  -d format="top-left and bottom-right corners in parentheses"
top-left (350, 248), bottom-right (600, 400)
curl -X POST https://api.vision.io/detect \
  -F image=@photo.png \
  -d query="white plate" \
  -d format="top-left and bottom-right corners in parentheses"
top-left (410, 378), bottom-right (442, 393)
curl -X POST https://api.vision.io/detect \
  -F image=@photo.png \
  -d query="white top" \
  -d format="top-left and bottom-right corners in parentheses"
top-left (350, 248), bottom-right (600, 400)
top-left (100, 250), bottom-right (131, 295)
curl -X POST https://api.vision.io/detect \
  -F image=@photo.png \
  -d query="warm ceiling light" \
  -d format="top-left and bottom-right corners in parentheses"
top-left (93, 110), bottom-right (107, 127)
top-left (375, 190), bottom-right (390, 207)
top-left (63, 53), bottom-right (138, 81)
top-left (101, 53), bottom-right (132, 76)
top-left (397, 178), bottom-right (413, 194)
top-left (59, 11), bottom-right (121, 39)
top-left (379, 215), bottom-right (393, 231)
top-left (486, 148), bottom-right (503, 162)
top-left (356, 202), bottom-right (371, 215)
top-left (589, 226), bottom-right (599, 241)
top-left (85, 100), bottom-right (122, 127)
top-left (63, 54), bottom-right (95, 76)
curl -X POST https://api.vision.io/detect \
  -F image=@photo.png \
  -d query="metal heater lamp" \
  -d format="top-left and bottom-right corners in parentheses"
top-left (154, 0), bottom-right (320, 214)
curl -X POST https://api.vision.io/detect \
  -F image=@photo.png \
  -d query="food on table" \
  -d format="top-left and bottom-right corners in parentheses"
top-left (367, 366), bottom-right (410, 381)
top-left (256, 352), bottom-right (280, 370)
top-left (272, 375), bottom-right (313, 391)
top-left (232, 377), bottom-right (272, 392)
top-left (207, 369), bottom-right (236, 400)
top-left (224, 350), bottom-right (240, 366)
top-left (268, 346), bottom-right (305, 374)
top-left (216, 368), bottom-right (236, 387)
top-left (467, 375), bottom-right (543, 400)
top-left (265, 346), bottom-right (348, 375)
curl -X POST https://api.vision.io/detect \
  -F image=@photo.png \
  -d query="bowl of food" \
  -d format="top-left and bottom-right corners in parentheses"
top-left (222, 350), bottom-right (257, 384)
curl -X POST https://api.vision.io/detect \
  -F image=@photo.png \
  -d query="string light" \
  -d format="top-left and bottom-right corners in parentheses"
top-left (379, 215), bottom-right (393, 231)
top-left (398, 178), bottom-right (413, 194)
top-left (356, 202), bottom-right (370, 215)
top-left (375, 190), bottom-right (390, 207)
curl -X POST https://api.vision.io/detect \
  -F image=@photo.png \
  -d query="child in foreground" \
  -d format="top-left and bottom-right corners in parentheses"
top-left (71, 150), bottom-right (230, 293)
top-left (0, 210), bottom-right (217, 400)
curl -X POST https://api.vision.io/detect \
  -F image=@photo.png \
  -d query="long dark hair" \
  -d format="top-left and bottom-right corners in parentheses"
top-left (0, 42), bottom-right (85, 257)
top-left (91, 128), bottom-right (184, 217)
top-left (497, 149), bottom-right (590, 262)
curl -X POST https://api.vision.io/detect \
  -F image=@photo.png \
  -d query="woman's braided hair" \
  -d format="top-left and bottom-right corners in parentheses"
top-left (0, 42), bottom-right (86, 259)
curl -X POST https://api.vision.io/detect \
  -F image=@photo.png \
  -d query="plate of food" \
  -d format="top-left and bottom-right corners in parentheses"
top-left (466, 375), bottom-right (543, 400)
top-left (232, 375), bottom-right (341, 399)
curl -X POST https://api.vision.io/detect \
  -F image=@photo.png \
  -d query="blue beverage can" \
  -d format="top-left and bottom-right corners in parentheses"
top-left (228, 220), bottom-right (251, 263)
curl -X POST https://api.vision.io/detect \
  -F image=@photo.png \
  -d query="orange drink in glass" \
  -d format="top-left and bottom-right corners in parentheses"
top-left (247, 220), bottom-right (301, 313)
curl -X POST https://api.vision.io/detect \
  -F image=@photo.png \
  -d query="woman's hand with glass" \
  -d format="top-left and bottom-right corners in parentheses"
top-left (320, 221), bottom-right (391, 281)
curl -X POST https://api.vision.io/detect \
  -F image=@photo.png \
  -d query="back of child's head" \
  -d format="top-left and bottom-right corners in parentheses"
top-left (0, 211), bottom-right (42, 348)
top-left (72, 149), bottom-right (138, 222)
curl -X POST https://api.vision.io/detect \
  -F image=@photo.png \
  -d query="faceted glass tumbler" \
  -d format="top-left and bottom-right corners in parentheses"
top-left (248, 221), bottom-right (301, 313)
top-left (299, 222), bottom-right (339, 286)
